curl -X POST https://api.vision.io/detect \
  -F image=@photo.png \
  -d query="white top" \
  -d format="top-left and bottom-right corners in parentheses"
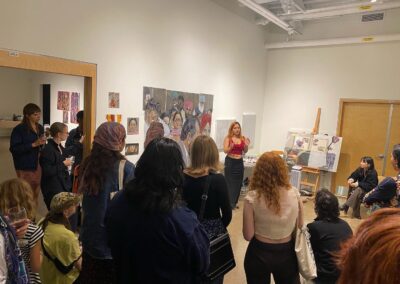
top-left (0, 233), bottom-right (6, 284)
top-left (245, 186), bottom-right (299, 240)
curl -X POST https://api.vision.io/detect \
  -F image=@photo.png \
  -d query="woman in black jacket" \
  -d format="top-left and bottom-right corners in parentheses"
top-left (340, 156), bottom-right (378, 218)
top-left (182, 135), bottom-right (232, 284)
top-left (9, 103), bottom-right (46, 203)
top-left (40, 122), bottom-right (82, 209)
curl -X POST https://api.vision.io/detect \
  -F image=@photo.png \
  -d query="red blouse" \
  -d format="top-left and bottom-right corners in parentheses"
top-left (228, 138), bottom-right (245, 156)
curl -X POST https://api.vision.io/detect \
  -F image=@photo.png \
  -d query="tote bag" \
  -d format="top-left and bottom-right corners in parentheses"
top-left (294, 195), bottom-right (317, 280)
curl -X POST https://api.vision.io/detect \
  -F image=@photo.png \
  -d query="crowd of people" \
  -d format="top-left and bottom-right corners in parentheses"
top-left (1, 103), bottom-right (400, 284)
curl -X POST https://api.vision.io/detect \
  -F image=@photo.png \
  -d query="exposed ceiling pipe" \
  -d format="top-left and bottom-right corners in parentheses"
top-left (265, 33), bottom-right (400, 49)
top-left (279, 1), bottom-right (400, 21)
top-left (237, 0), bottom-right (295, 33)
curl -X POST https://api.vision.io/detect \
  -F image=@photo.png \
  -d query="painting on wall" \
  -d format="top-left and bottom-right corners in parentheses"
top-left (106, 114), bottom-right (122, 123)
top-left (125, 143), bottom-right (139, 155)
top-left (57, 91), bottom-right (70, 111)
top-left (70, 92), bottom-right (80, 124)
top-left (143, 86), bottom-right (214, 137)
top-left (143, 86), bottom-right (214, 165)
top-left (127, 117), bottom-right (139, 135)
top-left (63, 111), bottom-right (68, 123)
top-left (108, 92), bottom-right (120, 108)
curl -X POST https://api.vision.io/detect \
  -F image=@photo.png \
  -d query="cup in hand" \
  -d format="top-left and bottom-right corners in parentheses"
top-left (7, 207), bottom-right (29, 246)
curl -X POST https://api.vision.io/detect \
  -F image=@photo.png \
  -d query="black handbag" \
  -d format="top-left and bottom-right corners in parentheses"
top-left (199, 175), bottom-right (236, 281)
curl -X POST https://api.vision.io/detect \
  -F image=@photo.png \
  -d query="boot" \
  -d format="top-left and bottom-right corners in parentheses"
top-left (339, 204), bottom-right (349, 214)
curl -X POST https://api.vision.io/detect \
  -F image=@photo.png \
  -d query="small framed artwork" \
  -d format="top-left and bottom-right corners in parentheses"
top-left (108, 92), bottom-right (120, 108)
top-left (125, 143), bottom-right (139, 155)
top-left (127, 117), bottom-right (139, 135)
top-left (106, 114), bottom-right (122, 123)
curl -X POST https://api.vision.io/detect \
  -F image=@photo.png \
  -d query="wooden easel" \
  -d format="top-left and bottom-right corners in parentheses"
top-left (300, 166), bottom-right (320, 195)
top-left (300, 108), bottom-right (321, 195)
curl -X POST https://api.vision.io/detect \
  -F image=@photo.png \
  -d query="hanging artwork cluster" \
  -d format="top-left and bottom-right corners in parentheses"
top-left (57, 91), bottom-right (80, 124)
top-left (106, 91), bottom-right (140, 155)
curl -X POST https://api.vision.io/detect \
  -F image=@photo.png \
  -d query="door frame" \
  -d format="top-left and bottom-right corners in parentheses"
top-left (0, 48), bottom-right (97, 156)
top-left (334, 98), bottom-right (400, 191)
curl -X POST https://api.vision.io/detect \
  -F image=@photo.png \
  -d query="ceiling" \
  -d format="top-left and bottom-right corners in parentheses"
top-left (214, 0), bottom-right (400, 48)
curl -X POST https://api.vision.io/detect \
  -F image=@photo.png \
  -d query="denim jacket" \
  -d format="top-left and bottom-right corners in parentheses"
top-left (80, 159), bottom-right (135, 259)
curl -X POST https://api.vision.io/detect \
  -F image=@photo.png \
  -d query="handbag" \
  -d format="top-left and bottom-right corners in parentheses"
top-left (199, 175), bottom-right (236, 280)
top-left (294, 197), bottom-right (317, 280)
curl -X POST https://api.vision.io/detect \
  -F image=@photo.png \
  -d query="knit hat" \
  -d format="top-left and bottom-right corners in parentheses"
top-left (50, 192), bottom-right (81, 213)
top-left (93, 122), bottom-right (126, 151)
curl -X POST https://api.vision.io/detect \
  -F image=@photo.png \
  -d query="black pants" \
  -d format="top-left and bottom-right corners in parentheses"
top-left (244, 238), bottom-right (300, 284)
top-left (224, 156), bottom-right (244, 209)
top-left (75, 252), bottom-right (115, 284)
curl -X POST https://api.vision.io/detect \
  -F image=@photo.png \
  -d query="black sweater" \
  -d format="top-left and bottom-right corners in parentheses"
top-left (182, 173), bottom-right (232, 227)
top-left (348, 168), bottom-right (378, 192)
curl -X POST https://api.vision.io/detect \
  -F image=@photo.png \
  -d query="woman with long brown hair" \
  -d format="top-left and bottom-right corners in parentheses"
top-left (10, 103), bottom-right (46, 203)
top-left (223, 121), bottom-right (250, 209)
top-left (78, 122), bottom-right (135, 284)
top-left (336, 208), bottom-right (400, 284)
top-left (243, 152), bottom-right (301, 284)
top-left (183, 135), bottom-right (232, 283)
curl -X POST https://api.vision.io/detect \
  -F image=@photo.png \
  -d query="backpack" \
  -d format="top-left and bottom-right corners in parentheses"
top-left (0, 215), bottom-right (28, 284)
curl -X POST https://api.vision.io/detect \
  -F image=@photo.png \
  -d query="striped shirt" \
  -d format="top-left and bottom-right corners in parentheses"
top-left (20, 223), bottom-right (44, 284)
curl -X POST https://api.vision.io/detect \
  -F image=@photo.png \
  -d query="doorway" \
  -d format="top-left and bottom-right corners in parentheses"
top-left (0, 49), bottom-right (97, 155)
top-left (334, 99), bottom-right (400, 190)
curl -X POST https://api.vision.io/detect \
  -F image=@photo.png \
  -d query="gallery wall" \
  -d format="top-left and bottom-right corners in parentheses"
top-left (0, 68), bottom-right (34, 118)
top-left (0, 0), bottom-right (268, 162)
top-left (260, 41), bottom-right (400, 151)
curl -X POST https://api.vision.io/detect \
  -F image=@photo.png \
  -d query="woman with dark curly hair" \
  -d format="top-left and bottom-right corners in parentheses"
top-left (77, 122), bottom-right (135, 284)
top-left (243, 152), bottom-right (301, 284)
top-left (106, 138), bottom-right (209, 283)
top-left (336, 208), bottom-right (400, 284)
top-left (307, 189), bottom-right (352, 284)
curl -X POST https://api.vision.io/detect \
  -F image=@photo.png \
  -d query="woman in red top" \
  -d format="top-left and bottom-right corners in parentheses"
top-left (223, 122), bottom-right (250, 209)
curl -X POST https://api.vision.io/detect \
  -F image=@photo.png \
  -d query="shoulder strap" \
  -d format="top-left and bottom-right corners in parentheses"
top-left (41, 238), bottom-right (78, 274)
top-left (198, 175), bottom-right (211, 222)
top-left (118, 159), bottom-right (126, 190)
top-left (296, 193), bottom-right (304, 229)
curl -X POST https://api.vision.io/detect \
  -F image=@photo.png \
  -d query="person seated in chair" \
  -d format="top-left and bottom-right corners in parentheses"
top-left (363, 147), bottom-right (400, 212)
top-left (340, 156), bottom-right (378, 219)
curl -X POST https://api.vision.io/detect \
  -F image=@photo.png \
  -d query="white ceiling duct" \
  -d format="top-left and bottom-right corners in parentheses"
top-left (237, 0), bottom-right (295, 33)
top-left (279, 1), bottom-right (400, 21)
top-left (265, 33), bottom-right (400, 49)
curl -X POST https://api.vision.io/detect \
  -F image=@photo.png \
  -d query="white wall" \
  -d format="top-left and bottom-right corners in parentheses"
top-left (0, 68), bottom-right (34, 118)
top-left (0, 0), bottom-right (268, 162)
top-left (260, 41), bottom-right (400, 151)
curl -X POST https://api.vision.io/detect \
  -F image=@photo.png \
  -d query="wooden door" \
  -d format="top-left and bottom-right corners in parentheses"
top-left (335, 101), bottom-right (391, 189)
top-left (385, 104), bottom-right (400, 177)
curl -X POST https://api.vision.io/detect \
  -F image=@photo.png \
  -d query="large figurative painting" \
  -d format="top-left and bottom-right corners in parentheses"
top-left (143, 86), bottom-right (214, 164)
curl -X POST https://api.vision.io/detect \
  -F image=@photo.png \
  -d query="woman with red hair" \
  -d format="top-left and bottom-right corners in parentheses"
top-left (337, 208), bottom-right (400, 284)
top-left (223, 122), bottom-right (250, 209)
top-left (243, 152), bottom-right (301, 284)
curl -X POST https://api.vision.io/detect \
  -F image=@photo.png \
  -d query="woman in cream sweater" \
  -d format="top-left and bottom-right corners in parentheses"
top-left (243, 152), bottom-right (302, 284)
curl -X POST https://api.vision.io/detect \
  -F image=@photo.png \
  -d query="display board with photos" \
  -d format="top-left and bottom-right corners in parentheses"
top-left (284, 131), bottom-right (343, 173)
